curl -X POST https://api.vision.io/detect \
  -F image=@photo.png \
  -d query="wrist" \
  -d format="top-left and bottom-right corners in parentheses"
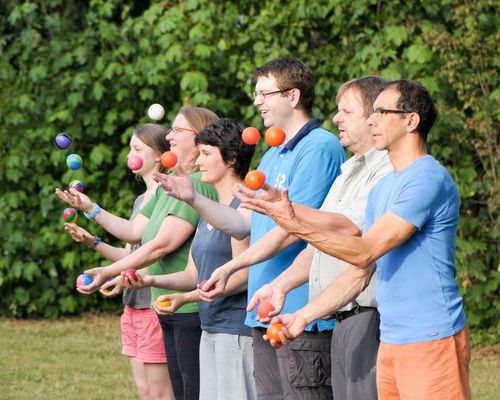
top-left (88, 236), bottom-right (102, 250)
top-left (84, 203), bottom-right (101, 220)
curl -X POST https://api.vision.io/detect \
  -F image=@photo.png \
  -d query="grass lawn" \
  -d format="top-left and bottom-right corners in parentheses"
top-left (0, 314), bottom-right (498, 399)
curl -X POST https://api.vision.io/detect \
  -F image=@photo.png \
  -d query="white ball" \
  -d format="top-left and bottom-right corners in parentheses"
top-left (148, 103), bottom-right (165, 121)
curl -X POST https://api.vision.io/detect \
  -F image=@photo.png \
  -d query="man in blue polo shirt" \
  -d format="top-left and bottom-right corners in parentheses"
top-left (154, 57), bottom-right (345, 399)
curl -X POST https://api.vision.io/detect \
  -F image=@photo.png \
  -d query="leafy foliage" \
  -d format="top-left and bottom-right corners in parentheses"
top-left (0, 0), bottom-right (497, 339)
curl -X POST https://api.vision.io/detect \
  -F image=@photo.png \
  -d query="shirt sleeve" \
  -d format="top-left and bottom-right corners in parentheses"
top-left (391, 173), bottom-right (442, 229)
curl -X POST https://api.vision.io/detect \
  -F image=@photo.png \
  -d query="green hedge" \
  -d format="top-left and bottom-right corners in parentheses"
top-left (0, 0), bottom-right (497, 340)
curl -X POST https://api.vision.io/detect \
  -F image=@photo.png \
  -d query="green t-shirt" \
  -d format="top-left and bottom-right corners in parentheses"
top-left (141, 172), bottom-right (218, 313)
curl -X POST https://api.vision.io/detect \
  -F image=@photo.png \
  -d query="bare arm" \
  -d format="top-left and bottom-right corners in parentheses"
top-left (55, 188), bottom-right (148, 243)
top-left (147, 250), bottom-right (199, 292)
top-left (303, 212), bottom-right (416, 268)
top-left (237, 186), bottom-right (360, 237)
top-left (153, 166), bottom-right (252, 239)
top-left (64, 223), bottom-right (133, 262)
top-left (296, 264), bottom-right (376, 325)
top-left (79, 215), bottom-right (196, 293)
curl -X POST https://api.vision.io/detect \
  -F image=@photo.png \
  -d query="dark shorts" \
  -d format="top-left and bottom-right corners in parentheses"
top-left (252, 328), bottom-right (333, 400)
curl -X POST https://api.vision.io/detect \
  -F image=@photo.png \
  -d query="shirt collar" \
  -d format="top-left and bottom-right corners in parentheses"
top-left (341, 148), bottom-right (388, 172)
top-left (284, 118), bottom-right (321, 151)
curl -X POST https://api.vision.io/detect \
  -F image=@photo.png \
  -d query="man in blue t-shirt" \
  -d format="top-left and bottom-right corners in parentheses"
top-left (253, 80), bottom-right (470, 400)
top-left (154, 57), bottom-right (345, 399)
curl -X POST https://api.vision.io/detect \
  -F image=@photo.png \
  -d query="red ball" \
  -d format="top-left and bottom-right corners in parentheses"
top-left (244, 170), bottom-right (266, 190)
top-left (266, 323), bottom-right (284, 343)
top-left (198, 279), bottom-right (216, 292)
top-left (257, 301), bottom-right (275, 319)
top-left (127, 154), bottom-right (143, 170)
top-left (265, 126), bottom-right (286, 147)
top-left (242, 127), bottom-right (260, 145)
top-left (123, 268), bottom-right (138, 281)
top-left (161, 151), bottom-right (178, 169)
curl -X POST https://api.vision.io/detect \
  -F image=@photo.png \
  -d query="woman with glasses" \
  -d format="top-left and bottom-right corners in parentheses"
top-left (128, 119), bottom-right (257, 400)
top-left (56, 106), bottom-right (219, 400)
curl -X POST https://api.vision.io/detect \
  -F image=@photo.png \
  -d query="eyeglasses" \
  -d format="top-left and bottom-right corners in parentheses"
top-left (370, 107), bottom-right (410, 118)
top-left (168, 126), bottom-right (197, 135)
top-left (252, 88), bottom-right (294, 100)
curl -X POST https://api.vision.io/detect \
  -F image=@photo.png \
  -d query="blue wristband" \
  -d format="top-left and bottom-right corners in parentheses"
top-left (88, 236), bottom-right (102, 250)
top-left (84, 203), bottom-right (101, 220)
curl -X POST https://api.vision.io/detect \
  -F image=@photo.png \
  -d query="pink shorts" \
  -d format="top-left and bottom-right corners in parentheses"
top-left (120, 305), bottom-right (167, 364)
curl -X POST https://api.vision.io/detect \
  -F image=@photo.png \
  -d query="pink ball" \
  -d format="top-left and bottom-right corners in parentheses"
top-left (127, 154), bottom-right (143, 170)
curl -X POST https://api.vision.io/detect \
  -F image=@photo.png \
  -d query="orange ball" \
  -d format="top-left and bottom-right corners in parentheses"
top-left (161, 151), bottom-right (177, 168)
top-left (156, 298), bottom-right (172, 307)
top-left (265, 126), bottom-right (286, 147)
top-left (257, 301), bottom-right (275, 319)
top-left (245, 170), bottom-right (266, 190)
top-left (242, 127), bottom-right (260, 145)
top-left (266, 323), bottom-right (284, 343)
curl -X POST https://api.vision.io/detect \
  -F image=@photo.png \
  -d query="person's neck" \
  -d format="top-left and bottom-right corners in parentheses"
top-left (388, 139), bottom-right (427, 172)
top-left (141, 172), bottom-right (159, 195)
top-left (214, 174), bottom-right (242, 205)
top-left (280, 112), bottom-right (312, 143)
top-left (352, 141), bottom-right (376, 158)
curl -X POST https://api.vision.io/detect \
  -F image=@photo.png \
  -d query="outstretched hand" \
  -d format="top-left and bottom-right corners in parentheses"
top-left (236, 188), bottom-right (300, 234)
top-left (196, 266), bottom-right (231, 302)
top-left (76, 267), bottom-right (111, 294)
top-left (153, 164), bottom-right (195, 204)
top-left (100, 275), bottom-right (124, 297)
top-left (263, 313), bottom-right (309, 348)
top-left (232, 182), bottom-right (282, 204)
top-left (54, 187), bottom-right (93, 213)
top-left (247, 283), bottom-right (286, 323)
top-left (64, 223), bottom-right (94, 245)
top-left (152, 293), bottom-right (185, 315)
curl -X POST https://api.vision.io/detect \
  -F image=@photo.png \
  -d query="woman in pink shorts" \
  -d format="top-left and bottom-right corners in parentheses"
top-left (61, 124), bottom-right (174, 399)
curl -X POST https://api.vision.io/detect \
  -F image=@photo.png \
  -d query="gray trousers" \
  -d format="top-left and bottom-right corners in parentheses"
top-left (199, 331), bottom-right (256, 400)
top-left (252, 328), bottom-right (333, 400)
top-left (331, 308), bottom-right (380, 400)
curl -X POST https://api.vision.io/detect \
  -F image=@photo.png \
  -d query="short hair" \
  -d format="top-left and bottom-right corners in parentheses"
top-left (385, 80), bottom-right (437, 142)
top-left (195, 119), bottom-right (255, 180)
top-left (336, 76), bottom-right (389, 117)
top-left (133, 124), bottom-right (170, 173)
top-left (254, 57), bottom-right (315, 115)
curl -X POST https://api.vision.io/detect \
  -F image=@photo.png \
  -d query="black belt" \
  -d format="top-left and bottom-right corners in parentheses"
top-left (333, 305), bottom-right (375, 323)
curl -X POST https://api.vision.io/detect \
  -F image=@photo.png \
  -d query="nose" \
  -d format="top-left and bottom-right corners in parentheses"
top-left (332, 111), bottom-right (342, 125)
top-left (367, 113), bottom-right (376, 126)
top-left (166, 130), bottom-right (174, 141)
top-left (253, 94), bottom-right (263, 107)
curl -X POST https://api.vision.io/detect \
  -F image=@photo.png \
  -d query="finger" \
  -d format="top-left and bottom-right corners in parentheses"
top-left (246, 295), bottom-right (259, 312)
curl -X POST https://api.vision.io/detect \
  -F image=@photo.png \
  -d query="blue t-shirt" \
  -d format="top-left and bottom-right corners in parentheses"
top-left (192, 198), bottom-right (251, 336)
top-left (246, 118), bottom-right (346, 330)
top-left (365, 155), bottom-right (466, 344)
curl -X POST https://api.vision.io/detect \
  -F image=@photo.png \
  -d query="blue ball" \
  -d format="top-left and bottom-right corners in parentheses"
top-left (76, 274), bottom-right (93, 287)
top-left (55, 133), bottom-right (72, 149)
top-left (66, 154), bottom-right (83, 170)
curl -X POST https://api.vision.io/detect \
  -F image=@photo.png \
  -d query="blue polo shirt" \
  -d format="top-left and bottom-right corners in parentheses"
top-left (365, 155), bottom-right (466, 344)
top-left (246, 118), bottom-right (345, 331)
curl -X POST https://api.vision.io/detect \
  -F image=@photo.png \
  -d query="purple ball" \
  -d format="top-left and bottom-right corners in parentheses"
top-left (55, 133), bottom-right (72, 150)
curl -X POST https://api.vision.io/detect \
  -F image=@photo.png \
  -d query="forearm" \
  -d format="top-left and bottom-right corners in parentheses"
top-left (223, 227), bottom-right (300, 277)
top-left (150, 270), bottom-right (198, 292)
top-left (297, 264), bottom-right (376, 324)
top-left (93, 242), bottom-right (131, 262)
top-left (272, 248), bottom-right (313, 293)
top-left (293, 204), bottom-right (361, 236)
top-left (92, 209), bottom-right (142, 243)
top-left (191, 192), bottom-right (250, 240)
top-left (291, 229), bottom-right (373, 268)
